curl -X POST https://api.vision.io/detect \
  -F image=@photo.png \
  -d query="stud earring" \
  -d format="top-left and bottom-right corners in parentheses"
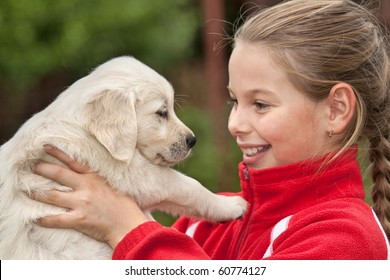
top-left (328, 128), bottom-right (335, 138)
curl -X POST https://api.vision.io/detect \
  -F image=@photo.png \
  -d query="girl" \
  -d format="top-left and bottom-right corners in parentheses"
top-left (33, 0), bottom-right (390, 259)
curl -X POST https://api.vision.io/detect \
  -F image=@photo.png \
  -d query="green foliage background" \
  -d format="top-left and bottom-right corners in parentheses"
top-left (0, 0), bottom-right (199, 88)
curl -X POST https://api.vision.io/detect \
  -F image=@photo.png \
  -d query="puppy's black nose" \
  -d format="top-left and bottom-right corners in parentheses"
top-left (186, 135), bottom-right (196, 149)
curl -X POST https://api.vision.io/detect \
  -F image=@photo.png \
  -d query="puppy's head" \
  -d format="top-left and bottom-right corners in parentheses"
top-left (135, 81), bottom-right (196, 167)
top-left (83, 56), bottom-right (195, 166)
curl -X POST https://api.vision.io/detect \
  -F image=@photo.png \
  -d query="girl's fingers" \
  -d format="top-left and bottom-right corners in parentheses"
top-left (31, 189), bottom-right (74, 210)
top-left (43, 145), bottom-right (91, 174)
top-left (33, 161), bottom-right (84, 191)
top-left (36, 214), bottom-right (75, 229)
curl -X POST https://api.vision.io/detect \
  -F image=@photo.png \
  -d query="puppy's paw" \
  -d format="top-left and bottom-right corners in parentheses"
top-left (209, 195), bottom-right (248, 223)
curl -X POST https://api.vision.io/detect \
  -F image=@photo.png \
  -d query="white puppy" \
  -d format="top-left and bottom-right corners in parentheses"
top-left (0, 56), bottom-right (247, 259)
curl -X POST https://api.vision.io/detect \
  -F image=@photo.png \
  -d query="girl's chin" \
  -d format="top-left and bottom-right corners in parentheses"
top-left (243, 152), bottom-right (267, 169)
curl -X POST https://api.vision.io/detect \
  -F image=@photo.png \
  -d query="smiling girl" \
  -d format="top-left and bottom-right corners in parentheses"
top-left (33, 0), bottom-right (390, 259)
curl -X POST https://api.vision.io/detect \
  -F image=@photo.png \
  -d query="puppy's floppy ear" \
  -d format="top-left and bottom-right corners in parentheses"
top-left (86, 90), bottom-right (137, 163)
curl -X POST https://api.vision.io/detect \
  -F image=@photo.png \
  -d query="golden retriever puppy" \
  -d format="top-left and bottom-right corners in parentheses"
top-left (0, 56), bottom-right (247, 259)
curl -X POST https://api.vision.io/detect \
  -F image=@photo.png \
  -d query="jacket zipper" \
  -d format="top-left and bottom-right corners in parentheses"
top-left (233, 168), bottom-right (252, 259)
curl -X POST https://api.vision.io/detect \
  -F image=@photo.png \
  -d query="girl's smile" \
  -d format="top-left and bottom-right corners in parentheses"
top-left (239, 144), bottom-right (271, 166)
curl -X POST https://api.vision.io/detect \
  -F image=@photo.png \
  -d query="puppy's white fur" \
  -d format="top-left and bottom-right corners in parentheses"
top-left (0, 56), bottom-right (247, 259)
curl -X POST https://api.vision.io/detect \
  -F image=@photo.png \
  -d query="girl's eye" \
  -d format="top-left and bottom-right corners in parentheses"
top-left (254, 101), bottom-right (270, 111)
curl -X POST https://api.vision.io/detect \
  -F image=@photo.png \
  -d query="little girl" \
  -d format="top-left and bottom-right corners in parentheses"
top-left (33, 0), bottom-right (390, 259)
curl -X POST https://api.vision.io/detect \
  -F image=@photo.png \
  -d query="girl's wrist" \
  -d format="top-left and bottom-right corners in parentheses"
top-left (107, 209), bottom-right (150, 249)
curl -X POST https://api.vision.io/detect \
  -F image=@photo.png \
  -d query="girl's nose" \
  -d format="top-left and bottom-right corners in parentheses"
top-left (228, 107), bottom-right (249, 137)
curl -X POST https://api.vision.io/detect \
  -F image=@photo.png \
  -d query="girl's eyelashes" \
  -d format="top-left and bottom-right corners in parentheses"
top-left (226, 97), bottom-right (270, 112)
top-left (254, 101), bottom-right (270, 111)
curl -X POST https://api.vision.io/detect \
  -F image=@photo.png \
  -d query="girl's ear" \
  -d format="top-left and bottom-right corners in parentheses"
top-left (327, 82), bottom-right (356, 135)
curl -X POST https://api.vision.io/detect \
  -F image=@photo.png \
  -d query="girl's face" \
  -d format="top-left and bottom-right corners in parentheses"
top-left (228, 41), bottom-right (331, 170)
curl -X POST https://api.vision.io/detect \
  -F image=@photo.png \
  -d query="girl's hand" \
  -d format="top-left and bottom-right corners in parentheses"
top-left (32, 145), bottom-right (149, 249)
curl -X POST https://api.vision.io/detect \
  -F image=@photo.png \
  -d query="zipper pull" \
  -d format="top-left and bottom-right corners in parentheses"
top-left (243, 168), bottom-right (249, 180)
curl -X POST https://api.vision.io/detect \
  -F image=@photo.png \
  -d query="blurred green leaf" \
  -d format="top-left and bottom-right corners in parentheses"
top-left (0, 0), bottom-right (200, 89)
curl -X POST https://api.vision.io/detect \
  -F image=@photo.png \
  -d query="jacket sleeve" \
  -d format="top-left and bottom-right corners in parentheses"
top-left (112, 221), bottom-right (210, 260)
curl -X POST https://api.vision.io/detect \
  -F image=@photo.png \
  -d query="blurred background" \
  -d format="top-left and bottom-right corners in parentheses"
top-left (0, 0), bottom-right (389, 225)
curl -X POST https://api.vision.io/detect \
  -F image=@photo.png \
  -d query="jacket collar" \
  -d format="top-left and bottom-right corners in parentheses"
top-left (238, 147), bottom-right (365, 225)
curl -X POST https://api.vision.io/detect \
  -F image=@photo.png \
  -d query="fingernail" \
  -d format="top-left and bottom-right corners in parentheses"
top-left (29, 191), bottom-right (36, 199)
top-left (43, 144), bottom-right (53, 152)
top-left (32, 161), bottom-right (39, 171)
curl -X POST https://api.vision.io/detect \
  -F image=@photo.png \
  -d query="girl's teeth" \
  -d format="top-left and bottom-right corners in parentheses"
top-left (243, 147), bottom-right (262, 156)
top-left (242, 145), bottom-right (271, 156)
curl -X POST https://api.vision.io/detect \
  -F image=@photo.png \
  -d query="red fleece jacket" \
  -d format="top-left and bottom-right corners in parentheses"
top-left (113, 148), bottom-right (390, 260)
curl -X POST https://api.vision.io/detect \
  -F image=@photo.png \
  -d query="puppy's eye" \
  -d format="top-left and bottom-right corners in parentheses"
top-left (156, 110), bottom-right (168, 119)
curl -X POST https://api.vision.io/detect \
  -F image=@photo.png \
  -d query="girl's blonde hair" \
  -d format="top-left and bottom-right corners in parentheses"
top-left (234, 0), bottom-right (390, 239)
